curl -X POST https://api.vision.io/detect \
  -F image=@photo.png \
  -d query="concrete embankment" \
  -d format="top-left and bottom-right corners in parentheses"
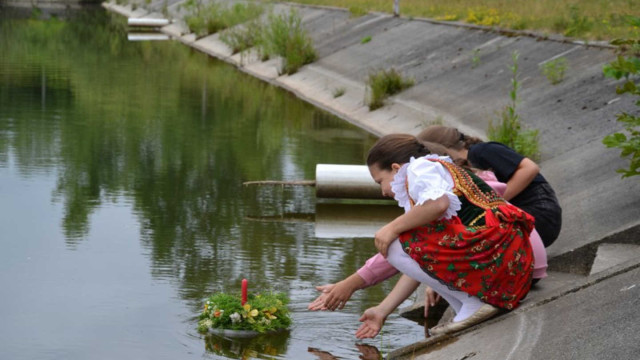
top-left (103, 1), bottom-right (640, 358)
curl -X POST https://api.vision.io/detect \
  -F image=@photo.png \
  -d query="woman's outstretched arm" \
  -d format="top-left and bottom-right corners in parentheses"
top-left (356, 274), bottom-right (420, 339)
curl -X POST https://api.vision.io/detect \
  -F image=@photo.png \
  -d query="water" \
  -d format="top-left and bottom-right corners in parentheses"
top-left (0, 8), bottom-right (425, 359)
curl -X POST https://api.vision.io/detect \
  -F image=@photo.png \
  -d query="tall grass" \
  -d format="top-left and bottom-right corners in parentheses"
top-left (488, 51), bottom-right (540, 160)
top-left (285, 0), bottom-right (638, 40)
top-left (259, 10), bottom-right (317, 74)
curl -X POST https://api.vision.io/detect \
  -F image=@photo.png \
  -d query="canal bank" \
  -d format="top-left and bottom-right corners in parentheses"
top-left (102, 1), bottom-right (640, 358)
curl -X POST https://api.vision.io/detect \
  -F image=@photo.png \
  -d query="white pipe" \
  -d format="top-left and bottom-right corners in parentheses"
top-left (128, 18), bottom-right (170, 27)
top-left (315, 164), bottom-right (383, 199)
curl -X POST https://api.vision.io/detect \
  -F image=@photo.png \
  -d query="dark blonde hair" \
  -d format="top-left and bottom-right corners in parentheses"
top-left (367, 134), bottom-right (430, 170)
top-left (417, 125), bottom-right (483, 151)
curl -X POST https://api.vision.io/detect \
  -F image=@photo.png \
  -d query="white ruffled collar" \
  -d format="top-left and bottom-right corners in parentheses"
top-left (390, 155), bottom-right (452, 206)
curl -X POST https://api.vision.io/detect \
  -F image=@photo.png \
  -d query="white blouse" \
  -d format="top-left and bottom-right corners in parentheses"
top-left (390, 155), bottom-right (461, 219)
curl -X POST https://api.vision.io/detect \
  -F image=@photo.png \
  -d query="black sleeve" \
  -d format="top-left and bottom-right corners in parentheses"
top-left (467, 142), bottom-right (525, 184)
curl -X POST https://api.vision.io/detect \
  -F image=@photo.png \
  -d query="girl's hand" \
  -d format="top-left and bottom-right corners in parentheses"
top-left (424, 286), bottom-right (441, 317)
top-left (374, 224), bottom-right (399, 258)
top-left (308, 284), bottom-right (335, 311)
top-left (355, 306), bottom-right (387, 339)
top-left (308, 281), bottom-right (357, 311)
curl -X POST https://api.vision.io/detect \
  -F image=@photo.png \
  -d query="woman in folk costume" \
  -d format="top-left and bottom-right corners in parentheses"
top-left (355, 134), bottom-right (534, 338)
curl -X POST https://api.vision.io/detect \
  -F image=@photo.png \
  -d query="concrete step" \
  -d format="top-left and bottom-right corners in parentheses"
top-left (589, 243), bottom-right (640, 276)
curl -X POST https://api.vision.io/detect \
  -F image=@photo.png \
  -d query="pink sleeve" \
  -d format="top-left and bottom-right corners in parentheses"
top-left (476, 170), bottom-right (506, 196)
top-left (356, 253), bottom-right (399, 286)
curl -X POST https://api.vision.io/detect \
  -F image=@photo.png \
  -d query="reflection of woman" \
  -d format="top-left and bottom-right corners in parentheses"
top-left (350, 134), bottom-right (533, 337)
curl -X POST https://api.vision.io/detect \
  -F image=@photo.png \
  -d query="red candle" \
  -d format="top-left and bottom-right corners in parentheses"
top-left (241, 278), bottom-right (248, 306)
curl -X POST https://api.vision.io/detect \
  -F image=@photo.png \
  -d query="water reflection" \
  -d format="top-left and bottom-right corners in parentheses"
top-left (0, 8), bottom-right (424, 360)
top-left (204, 332), bottom-right (291, 359)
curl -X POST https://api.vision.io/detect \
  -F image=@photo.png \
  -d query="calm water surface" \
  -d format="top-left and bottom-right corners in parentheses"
top-left (0, 8), bottom-right (424, 359)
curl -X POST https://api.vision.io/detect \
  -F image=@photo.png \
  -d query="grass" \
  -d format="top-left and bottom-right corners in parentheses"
top-left (182, 0), bottom-right (265, 38)
top-left (259, 10), bottom-right (317, 74)
top-left (283, 0), bottom-right (639, 40)
top-left (366, 68), bottom-right (414, 110)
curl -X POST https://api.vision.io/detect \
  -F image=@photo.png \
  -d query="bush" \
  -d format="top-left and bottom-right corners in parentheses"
top-left (602, 19), bottom-right (640, 178)
top-left (366, 68), bottom-right (414, 110)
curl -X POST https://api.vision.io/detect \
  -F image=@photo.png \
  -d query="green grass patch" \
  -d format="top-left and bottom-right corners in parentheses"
top-left (366, 68), bottom-right (414, 110)
top-left (284, 0), bottom-right (638, 40)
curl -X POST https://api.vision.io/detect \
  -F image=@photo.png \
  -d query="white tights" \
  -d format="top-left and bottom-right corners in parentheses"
top-left (387, 240), bottom-right (485, 322)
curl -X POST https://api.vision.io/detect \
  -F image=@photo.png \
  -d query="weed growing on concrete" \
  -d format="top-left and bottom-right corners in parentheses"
top-left (361, 35), bottom-right (372, 44)
top-left (332, 87), bottom-right (346, 98)
top-left (488, 51), bottom-right (540, 160)
top-left (602, 16), bottom-right (640, 178)
top-left (421, 115), bottom-right (444, 128)
top-left (540, 57), bottom-right (568, 85)
top-left (220, 18), bottom-right (264, 55)
top-left (161, 0), bottom-right (169, 20)
top-left (260, 10), bottom-right (317, 74)
top-left (366, 68), bottom-right (414, 110)
top-left (471, 48), bottom-right (481, 68)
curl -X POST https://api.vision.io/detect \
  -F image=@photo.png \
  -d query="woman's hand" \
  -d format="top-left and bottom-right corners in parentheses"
top-left (355, 306), bottom-right (387, 339)
top-left (424, 286), bottom-right (441, 317)
top-left (374, 224), bottom-right (399, 258)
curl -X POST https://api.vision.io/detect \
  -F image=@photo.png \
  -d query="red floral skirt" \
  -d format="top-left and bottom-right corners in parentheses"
top-left (399, 204), bottom-right (534, 310)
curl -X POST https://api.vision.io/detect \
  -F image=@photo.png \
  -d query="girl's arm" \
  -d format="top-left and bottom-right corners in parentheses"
top-left (375, 195), bottom-right (449, 257)
top-left (503, 158), bottom-right (539, 201)
top-left (308, 253), bottom-right (400, 311)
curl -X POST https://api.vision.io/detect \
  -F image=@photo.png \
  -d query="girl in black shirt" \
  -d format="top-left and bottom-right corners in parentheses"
top-left (418, 125), bottom-right (562, 247)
